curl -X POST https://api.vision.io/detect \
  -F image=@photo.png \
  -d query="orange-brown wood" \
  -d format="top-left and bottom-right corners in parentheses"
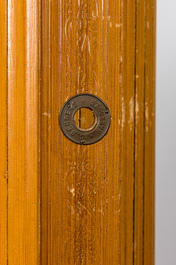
top-left (0, 1), bottom-right (7, 264)
top-left (144, 1), bottom-right (156, 263)
top-left (7, 0), bottom-right (40, 264)
top-left (121, 2), bottom-right (156, 265)
top-left (1, 0), bottom-right (156, 264)
top-left (40, 1), bottom-right (122, 264)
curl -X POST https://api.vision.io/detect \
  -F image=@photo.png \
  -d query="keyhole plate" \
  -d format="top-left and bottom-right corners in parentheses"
top-left (59, 94), bottom-right (111, 145)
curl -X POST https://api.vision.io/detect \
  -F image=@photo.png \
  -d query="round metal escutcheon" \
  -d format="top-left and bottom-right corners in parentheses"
top-left (59, 94), bottom-right (111, 145)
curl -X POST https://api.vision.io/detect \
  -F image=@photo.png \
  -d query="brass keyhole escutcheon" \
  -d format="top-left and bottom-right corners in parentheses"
top-left (59, 94), bottom-right (111, 145)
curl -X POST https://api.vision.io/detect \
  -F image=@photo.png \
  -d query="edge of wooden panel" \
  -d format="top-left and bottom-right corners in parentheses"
top-left (0, 0), bottom-right (8, 264)
top-left (144, 0), bottom-right (156, 264)
top-left (7, 0), bottom-right (40, 263)
top-left (121, 0), bottom-right (156, 264)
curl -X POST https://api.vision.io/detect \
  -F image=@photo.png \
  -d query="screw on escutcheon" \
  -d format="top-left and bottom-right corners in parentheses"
top-left (80, 140), bottom-right (85, 144)
top-left (105, 109), bottom-right (109, 114)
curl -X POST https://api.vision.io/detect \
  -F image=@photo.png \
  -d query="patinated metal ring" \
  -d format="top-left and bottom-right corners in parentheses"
top-left (59, 93), bottom-right (111, 145)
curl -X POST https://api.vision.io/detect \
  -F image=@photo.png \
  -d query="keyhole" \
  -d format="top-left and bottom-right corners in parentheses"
top-left (74, 108), bottom-right (97, 131)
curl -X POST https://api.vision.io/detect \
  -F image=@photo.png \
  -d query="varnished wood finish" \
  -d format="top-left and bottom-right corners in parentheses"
top-left (41, 0), bottom-right (121, 264)
top-left (121, 1), bottom-right (156, 265)
top-left (7, 0), bottom-right (40, 264)
top-left (0, 0), bottom-right (156, 264)
top-left (144, 1), bottom-right (156, 263)
top-left (0, 1), bottom-right (7, 264)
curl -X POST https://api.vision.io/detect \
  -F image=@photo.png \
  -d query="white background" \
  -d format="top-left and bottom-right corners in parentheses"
top-left (156, 0), bottom-right (176, 264)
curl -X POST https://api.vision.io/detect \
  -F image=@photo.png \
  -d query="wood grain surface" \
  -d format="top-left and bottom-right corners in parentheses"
top-left (7, 0), bottom-right (40, 264)
top-left (0, 0), bottom-right (156, 264)
top-left (0, 1), bottom-right (7, 264)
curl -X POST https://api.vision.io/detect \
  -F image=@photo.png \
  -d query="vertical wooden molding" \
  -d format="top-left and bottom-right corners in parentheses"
top-left (144, 0), bottom-right (156, 264)
top-left (0, 0), bottom-right (7, 264)
top-left (134, 1), bottom-right (145, 265)
top-left (121, 0), bottom-right (156, 265)
top-left (121, 0), bottom-right (136, 264)
top-left (8, 0), bottom-right (40, 264)
top-left (26, 0), bottom-right (40, 263)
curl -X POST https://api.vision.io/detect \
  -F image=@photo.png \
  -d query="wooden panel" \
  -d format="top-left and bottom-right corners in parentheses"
top-left (40, 0), bottom-right (156, 265)
top-left (0, 0), bottom-right (155, 264)
top-left (8, 0), bottom-right (40, 264)
top-left (0, 1), bottom-right (7, 264)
